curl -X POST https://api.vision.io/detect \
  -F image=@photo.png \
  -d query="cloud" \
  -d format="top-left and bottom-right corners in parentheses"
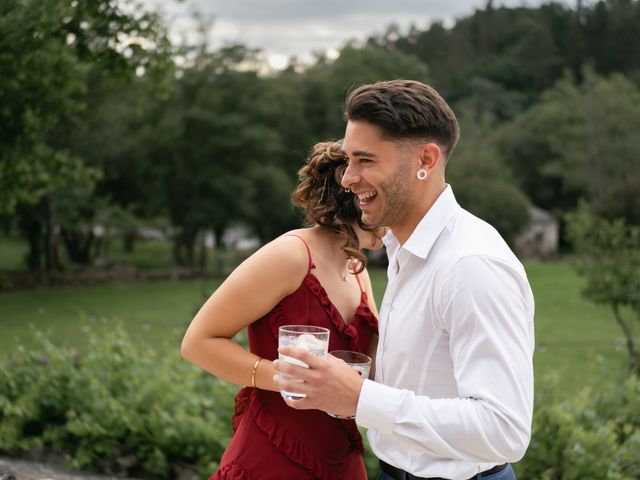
top-left (205, 12), bottom-right (437, 59)
top-left (158, 0), bottom-right (458, 22)
top-left (139, 0), bottom-right (575, 60)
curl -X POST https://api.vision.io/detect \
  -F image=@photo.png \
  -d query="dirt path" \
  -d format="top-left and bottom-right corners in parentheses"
top-left (0, 458), bottom-right (138, 480)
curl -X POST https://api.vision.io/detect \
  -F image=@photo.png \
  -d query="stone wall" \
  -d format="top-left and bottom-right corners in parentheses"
top-left (514, 206), bottom-right (559, 260)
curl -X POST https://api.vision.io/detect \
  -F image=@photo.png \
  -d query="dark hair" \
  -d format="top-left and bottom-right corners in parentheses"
top-left (291, 141), bottom-right (371, 272)
top-left (345, 79), bottom-right (460, 159)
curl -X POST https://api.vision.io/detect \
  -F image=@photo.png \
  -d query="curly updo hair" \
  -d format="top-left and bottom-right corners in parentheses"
top-left (291, 140), bottom-right (372, 273)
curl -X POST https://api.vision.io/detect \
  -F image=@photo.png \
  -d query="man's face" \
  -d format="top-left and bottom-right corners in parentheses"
top-left (341, 120), bottom-right (415, 229)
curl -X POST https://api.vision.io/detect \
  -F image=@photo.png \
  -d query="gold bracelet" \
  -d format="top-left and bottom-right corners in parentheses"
top-left (251, 358), bottom-right (262, 388)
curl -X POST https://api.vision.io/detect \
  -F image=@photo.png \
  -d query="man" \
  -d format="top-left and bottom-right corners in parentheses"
top-left (275, 80), bottom-right (535, 480)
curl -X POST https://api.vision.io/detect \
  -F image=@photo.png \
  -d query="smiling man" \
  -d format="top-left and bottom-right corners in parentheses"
top-left (275, 80), bottom-right (535, 480)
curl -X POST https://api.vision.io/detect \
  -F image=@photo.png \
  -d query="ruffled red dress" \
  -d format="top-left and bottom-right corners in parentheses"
top-left (211, 237), bottom-right (378, 480)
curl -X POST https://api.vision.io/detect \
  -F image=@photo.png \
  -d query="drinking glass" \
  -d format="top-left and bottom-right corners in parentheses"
top-left (326, 350), bottom-right (372, 419)
top-left (278, 325), bottom-right (330, 400)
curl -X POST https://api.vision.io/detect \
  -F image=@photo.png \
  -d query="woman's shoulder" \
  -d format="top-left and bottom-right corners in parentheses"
top-left (255, 231), bottom-right (309, 261)
top-left (251, 231), bottom-right (313, 273)
top-left (226, 233), bottom-right (313, 298)
top-left (270, 229), bottom-right (313, 254)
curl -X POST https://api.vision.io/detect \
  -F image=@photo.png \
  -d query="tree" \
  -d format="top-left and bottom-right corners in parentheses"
top-left (497, 81), bottom-right (576, 214)
top-left (65, 69), bottom-right (174, 260)
top-left (302, 44), bottom-right (431, 140)
top-left (566, 202), bottom-right (640, 375)
top-left (0, 0), bottom-right (90, 214)
top-left (499, 68), bottom-right (640, 224)
top-left (243, 165), bottom-right (298, 244)
top-left (549, 70), bottom-right (640, 224)
top-left (386, 3), bottom-right (570, 106)
top-left (384, 0), bottom-right (640, 114)
top-left (148, 45), bottom-right (288, 266)
top-left (259, 71), bottom-right (315, 176)
top-left (583, 0), bottom-right (640, 75)
top-left (447, 109), bottom-right (530, 246)
top-left (0, 0), bottom-right (171, 270)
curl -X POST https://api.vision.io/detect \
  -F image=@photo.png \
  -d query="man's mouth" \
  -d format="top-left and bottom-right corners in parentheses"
top-left (357, 191), bottom-right (377, 207)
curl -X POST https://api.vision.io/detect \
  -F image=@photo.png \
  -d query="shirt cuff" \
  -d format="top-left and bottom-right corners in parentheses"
top-left (355, 379), bottom-right (402, 435)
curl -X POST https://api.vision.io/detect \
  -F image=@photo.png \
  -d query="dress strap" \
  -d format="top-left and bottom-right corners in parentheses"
top-left (354, 272), bottom-right (364, 293)
top-left (283, 234), bottom-right (315, 271)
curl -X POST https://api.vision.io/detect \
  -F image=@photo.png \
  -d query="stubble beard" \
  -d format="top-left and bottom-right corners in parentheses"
top-left (364, 157), bottom-right (413, 229)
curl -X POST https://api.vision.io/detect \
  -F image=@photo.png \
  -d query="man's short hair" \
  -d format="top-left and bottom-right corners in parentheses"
top-left (345, 80), bottom-right (460, 159)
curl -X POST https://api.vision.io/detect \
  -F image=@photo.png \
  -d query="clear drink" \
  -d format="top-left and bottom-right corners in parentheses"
top-left (278, 326), bottom-right (330, 400)
top-left (326, 350), bottom-right (372, 419)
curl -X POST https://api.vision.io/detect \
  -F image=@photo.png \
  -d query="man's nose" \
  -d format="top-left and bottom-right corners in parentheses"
top-left (341, 162), bottom-right (358, 189)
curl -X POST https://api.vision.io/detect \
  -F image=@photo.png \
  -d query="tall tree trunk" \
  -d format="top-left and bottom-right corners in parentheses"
top-left (122, 229), bottom-right (136, 253)
top-left (44, 195), bottom-right (60, 271)
top-left (102, 234), bottom-right (112, 257)
top-left (612, 304), bottom-right (640, 375)
top-left (173, 228), bottom-right (198, 267)
top-left (61, 227), bottom-right (95, 264)
top-left (198, 231), bottom-right (208, 270)
top-left (24, 221), bottom-right (43, 271)
top-left (18, 204), bottom-right (45, 271)
top-left (213, 226), bottom-right (226, 251)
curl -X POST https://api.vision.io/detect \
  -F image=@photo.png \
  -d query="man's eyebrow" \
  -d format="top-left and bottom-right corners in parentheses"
top-left (345, 150), bottom-right (378, 158)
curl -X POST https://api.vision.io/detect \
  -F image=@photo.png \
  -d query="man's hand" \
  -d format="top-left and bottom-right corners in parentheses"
top-left (273, 346), bottom-right (365, 418)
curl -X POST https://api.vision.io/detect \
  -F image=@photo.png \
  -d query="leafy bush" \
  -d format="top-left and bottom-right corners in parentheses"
top-left (517, 374), bottom-right (640, 480)
top-left (3, 324), bottom-right (639, 479)
top-left (0, 324), bottom-right (235, 479)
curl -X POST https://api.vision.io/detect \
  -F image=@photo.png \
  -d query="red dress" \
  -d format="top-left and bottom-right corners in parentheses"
top-left (211, 237), bottom-right (378, 480)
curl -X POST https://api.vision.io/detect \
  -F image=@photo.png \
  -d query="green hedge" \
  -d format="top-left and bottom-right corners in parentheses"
top-left (517, 374), bottom-right (640, 479)
top-left (1, 326), bottom-right (639, 479)
top-left (0, 326), bottom-right (235, 479)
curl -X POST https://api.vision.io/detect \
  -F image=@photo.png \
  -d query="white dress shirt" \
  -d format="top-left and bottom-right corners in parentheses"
top-left (356, 185), bottom-right (535, 480)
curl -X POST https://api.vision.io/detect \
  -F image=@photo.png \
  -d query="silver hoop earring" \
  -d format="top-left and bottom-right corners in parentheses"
top-left (417, 169), bottom-right (428, 181)
top-left (344, 188), bottom-right (351, 193)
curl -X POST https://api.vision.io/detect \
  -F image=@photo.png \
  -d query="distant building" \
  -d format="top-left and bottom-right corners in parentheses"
top-left (222, 225), bottom-right (261, 250)
top-left (515, 207), bottom-right (559, 260)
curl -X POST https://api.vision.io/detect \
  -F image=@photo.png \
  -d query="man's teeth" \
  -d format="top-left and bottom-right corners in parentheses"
top-left (358, 192), bottom-right (376, 201)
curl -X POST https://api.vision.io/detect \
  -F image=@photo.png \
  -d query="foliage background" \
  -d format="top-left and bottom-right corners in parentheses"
top-left (3, 0), bottom-right (640, 272)
top-left (2, 0), bottom-right (640, 478)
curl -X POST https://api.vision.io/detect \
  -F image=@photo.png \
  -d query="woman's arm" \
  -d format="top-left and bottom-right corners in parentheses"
top-left (181, 235), bottom-right (309, 391)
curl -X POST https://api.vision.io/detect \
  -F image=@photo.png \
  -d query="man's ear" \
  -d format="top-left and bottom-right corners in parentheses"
top-left (419, 143), bottom-right (442, 171)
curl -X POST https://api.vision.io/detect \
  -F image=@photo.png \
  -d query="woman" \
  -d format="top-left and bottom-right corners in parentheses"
top-left (181, 140), bottom-right (381, 480)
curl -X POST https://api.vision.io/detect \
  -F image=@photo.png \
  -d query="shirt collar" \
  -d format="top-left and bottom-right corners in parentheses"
top-left (382, 227), bottom-right (399, 254)
top-left (401, 184), bottom-right (460, 260)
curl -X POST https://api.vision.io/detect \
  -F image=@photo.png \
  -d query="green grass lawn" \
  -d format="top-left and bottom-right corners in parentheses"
top-left (0, 261), bottom-right (630, 397)
top-left (0, 235), bottom-right (28, 271)
top-left (0, 280), bottom-right (221, 354)
top-left (525, 261), bottom-right (630, 392)
top-left (106, 239), bottom-right (177, 269)
top-left (0, 235), bottom-right (179, 271)
top-left (370, 261), bottom-right (630, 395)
top-left (0, 235), bottom-right (252, 271)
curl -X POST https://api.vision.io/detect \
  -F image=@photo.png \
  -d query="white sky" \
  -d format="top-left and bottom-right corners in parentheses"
top-left (139, 0), bottom-right (578, 69)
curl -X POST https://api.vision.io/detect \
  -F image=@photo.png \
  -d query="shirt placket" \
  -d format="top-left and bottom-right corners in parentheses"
top-left (378, 249), bottom-right (408, 384)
